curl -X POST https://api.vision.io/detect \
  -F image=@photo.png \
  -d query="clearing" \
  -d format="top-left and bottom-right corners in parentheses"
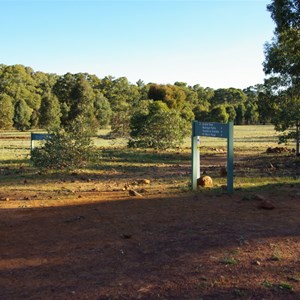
top-left (0, 126), bottom-right (300, 299)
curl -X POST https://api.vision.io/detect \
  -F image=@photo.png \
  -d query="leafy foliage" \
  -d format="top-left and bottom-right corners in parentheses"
top-left (148, 84), bottom-right (187, 109)
top-left (39, 91), bottom-right (61, 130)
top-left (0, 93), bottom-right (14, 129)
top-left (129, 101), bottom-right (188, 149)
top-left (0, 62), bottom-right (280, 140)
top-left (94, 91), bottom-right (112, 128)
top-left (31, 121), bottom-right (100, 171)
top-left (264, 0), bottom-right (300, 155)
top-left (13, 99), bottom-right (32, 131)
top-left (209, 105), bottom-right (229, 123)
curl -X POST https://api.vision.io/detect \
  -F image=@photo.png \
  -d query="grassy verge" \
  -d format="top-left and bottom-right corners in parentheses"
top-left (0, 125), bottom-right (299, 194)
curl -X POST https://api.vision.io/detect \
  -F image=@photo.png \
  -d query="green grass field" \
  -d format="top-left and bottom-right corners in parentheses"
top-left (0, 125), bottom-right (292, 162)
top-left (1, 125), bottom-right (298, 192)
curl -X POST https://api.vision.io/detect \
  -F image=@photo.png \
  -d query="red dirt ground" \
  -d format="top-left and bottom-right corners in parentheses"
top-left (1, 188), bottom-right (300, 299)
top-left (1, 151), bottom-right (300, 299)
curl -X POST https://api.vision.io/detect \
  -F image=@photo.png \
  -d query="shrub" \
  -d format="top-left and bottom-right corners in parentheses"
top-left (128, 100), bottom-right (188, 149)
top-left (31, 123), bottom-right (100, 171)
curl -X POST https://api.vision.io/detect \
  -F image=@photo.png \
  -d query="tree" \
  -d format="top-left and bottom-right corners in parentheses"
top-left (180, 103), bottom-right (194, 136)
top-left (0, 65), bottom-right (41, 128)
top-left (39, 91), bottom-right (61, 130)
top-left (192, 85), bottom-right (213, 109)
top-left (99, 76), bottom-right (140, 137)
top-left (264, 0), bottom-right (300, 155)
top-left (148, 84), bottom-right (187, 110)
top-left (129, 101), bottom-right (187, 149)
top-left (93, 91), bottom-right (112, 128)
top-left (226, 105), bottom-right (237, 122)
top-left (244, 85), bottom-right (264, 124)
top-left (136, 79), bottom-right (149, 100)
top-left (0, 93), bottom-right (14, 129)
top-left (210, 88), bottom-right (247, 106)
top-left (68, 75), bottom-right (97, 133)
top-left (193, 106), bottom-right (210, 122)
top-left (235, 103), bottom-right (246, 125)
top-left (244, 101), bottom-right (259, 125)
top-left (192, 86), bottom-right (212, 122)
top-left (53, 73), bottom-right (97, 134)
top-left (53, 73), bottom-right (79, 126)
top-left (13, 99), bottom-right (32, 130)
top-left (209, 105), bottom-right (229, 123)
top-left (34, 71), bottom-right (58, 96)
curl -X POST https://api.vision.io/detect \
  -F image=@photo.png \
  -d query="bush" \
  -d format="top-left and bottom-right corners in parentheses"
top-left (31, 126), bottom-right (100, 171)
top-left (128, 100), bottom-right (188, 149)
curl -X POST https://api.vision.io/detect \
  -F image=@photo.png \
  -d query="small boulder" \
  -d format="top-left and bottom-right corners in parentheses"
top-left (120, 234), bottom-right (132, 239)
top-left (138, 179), bottom-right (151, 185)
top-left (197, 175), bottom-right (213, 188)
top-left (259, 200), bottom-right (275, 210)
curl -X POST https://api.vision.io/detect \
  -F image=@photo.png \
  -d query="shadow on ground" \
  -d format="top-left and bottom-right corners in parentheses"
top-left (0, 188), bottom-right (300, 299)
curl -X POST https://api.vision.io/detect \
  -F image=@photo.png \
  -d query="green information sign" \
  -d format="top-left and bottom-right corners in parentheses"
top-left (193, 121), bottom-right (229, 138)
top-left (192, 121), bottom-right (234, 193)
top-left (30, 132), bottom-right (51, 152)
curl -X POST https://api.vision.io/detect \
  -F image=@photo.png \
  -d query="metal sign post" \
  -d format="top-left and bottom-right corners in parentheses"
top-left (191, 121), bottom-right (234, 193)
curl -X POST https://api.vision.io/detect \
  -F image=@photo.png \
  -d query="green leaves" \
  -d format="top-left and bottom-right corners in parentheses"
top-left (129, 100), bottom-right (188, 149)
top-left (13, 99), bottom-right (32, 131)
top-left (31, 126), bottom-right (99, 172)
top-left (263, 0), bottom-right (300, 155)
top-left (0, 93), bottom-right (14, 129)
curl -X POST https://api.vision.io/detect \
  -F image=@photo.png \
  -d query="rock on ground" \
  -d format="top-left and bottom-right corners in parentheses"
top-left (197, 175), bottom-right (213, 188)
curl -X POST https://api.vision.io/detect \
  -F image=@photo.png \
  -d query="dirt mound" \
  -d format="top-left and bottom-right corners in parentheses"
top-left (266, 146), bottom-right (295, 154)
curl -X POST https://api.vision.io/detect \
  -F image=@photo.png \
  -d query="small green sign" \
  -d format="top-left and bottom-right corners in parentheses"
top-left (192, 121), bottom-right (234, 193)
top-left (31, 133), bottom-right (51, 141)
top-left (193, 121), bottom-right (229, 138)
top-left (30, 132), bottom-right (51, 153)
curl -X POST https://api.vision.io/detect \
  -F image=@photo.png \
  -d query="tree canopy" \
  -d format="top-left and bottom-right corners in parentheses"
top-left (263, 0), bottom-right (300, 155)
top-left (0, 61), bottom-right (289, 148)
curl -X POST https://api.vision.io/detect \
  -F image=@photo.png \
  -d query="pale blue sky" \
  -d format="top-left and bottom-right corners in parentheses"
top-left (0, 0), bottom-right (274, 89)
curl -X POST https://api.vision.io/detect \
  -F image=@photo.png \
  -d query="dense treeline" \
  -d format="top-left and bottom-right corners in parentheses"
top-left (0, 64), bottom-right (271, 135)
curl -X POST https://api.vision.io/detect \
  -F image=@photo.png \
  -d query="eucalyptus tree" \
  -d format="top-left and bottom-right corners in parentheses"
top-left (99, 76), bottom-right (140, 137)
top-left (0, 64), bottom-right (41, 129)
top-left (263, 0), bottom-right (300, 155)
top-left (129, 100), bottom-right (187, 149)
top-left (53, 73), bottom-right (97, 133)
top-left (93, 90), bottom-right (112, 129)
top-left (39, 91), bottom-right (61, 130)
top-left (148, 84), bottom-right (187, 110)
top-left (13, 98), bottom-right (32, 130)
top-left (0, 93), bottom-right (14, 129)
top-left (210, 88), bottom-right (247, 107)
top-left (243, 85), bottom-right (260, 124)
